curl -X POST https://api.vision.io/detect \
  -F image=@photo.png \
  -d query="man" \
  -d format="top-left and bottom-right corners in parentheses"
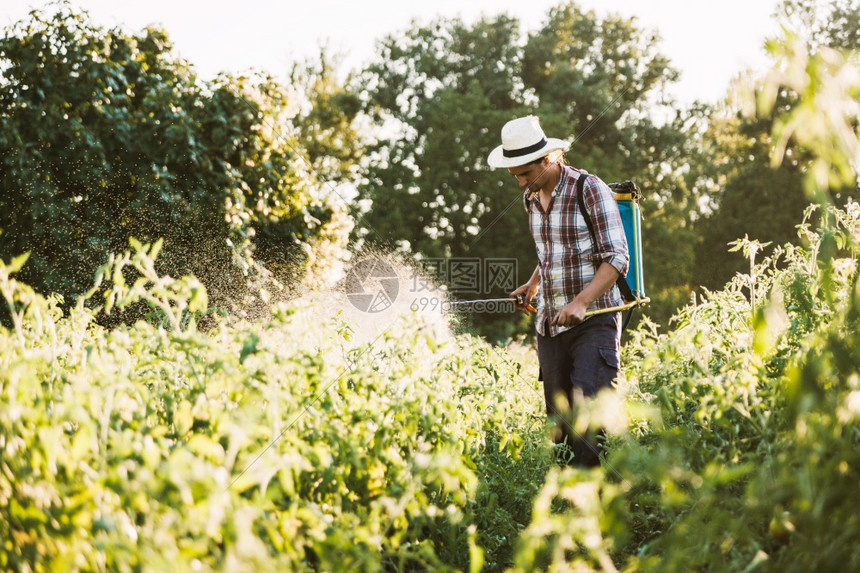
top-left (487, 115), bottom-right (629, 467)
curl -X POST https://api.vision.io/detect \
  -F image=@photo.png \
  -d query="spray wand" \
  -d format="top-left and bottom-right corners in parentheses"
top-left (443, 294), bottom-right (534, 313)
top-left (446, 295), bottom-right (647, 318)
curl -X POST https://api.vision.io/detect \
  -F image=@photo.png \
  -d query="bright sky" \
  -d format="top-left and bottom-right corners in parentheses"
top-left (2, 0), bottom-right (783, 105)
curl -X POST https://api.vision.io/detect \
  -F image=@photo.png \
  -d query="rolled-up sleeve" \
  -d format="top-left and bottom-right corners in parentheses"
top-left (584, 176), bottom-right (629, 278)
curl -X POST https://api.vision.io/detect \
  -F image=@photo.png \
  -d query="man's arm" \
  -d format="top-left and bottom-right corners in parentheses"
top-left (553, 262), bottom-right (620, 327)
top-left (583, 177), bottom-right (629, 280)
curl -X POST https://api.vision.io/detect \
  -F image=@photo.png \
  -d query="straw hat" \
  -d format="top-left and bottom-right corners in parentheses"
top-left (487, 115), bottom-right (570, 168)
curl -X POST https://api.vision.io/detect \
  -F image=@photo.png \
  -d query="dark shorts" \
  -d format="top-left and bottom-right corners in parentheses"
top-left (536, 312), bottom-right (621, 465)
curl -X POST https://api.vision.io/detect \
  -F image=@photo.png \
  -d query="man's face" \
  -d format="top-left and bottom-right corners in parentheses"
top-left (508, 157), bottom-right (549, 194)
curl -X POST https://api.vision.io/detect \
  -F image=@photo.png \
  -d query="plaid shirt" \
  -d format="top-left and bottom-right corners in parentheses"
top-left (527, 166), bottom-right (629, 337)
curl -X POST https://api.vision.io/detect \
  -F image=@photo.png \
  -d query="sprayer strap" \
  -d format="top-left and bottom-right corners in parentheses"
top-left (575, 173), bottom-right (636, 303)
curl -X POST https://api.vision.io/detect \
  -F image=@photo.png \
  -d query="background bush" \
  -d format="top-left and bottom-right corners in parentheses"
top-left (0, 6), bottom-right (352, 321)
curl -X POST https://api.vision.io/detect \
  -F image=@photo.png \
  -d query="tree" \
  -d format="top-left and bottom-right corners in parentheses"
top-left (354, 13), bottom-right (534, 339)
top-left (690, 106), bottom-right (809, 290)
top-left (521, 4), bottom-right (679, 174)
top-left (354, 3), bottom-right (688, 339)
top-left (289, 51), bottom-right (363, 179)
top-left (688, 0), bottom-right (858, 291)
top-left (778, 0), bottom-right (860, 51)
top-left (0, 4), bottom-right (351, 319)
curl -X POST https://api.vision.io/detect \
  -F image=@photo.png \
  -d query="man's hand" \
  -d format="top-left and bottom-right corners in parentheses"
top-left (511, 283), bottom-right (537, 315)
top-left (553, 299), bottom-right (588, 328)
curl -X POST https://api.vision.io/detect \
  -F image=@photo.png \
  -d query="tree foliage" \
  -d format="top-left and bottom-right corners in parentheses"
top-left (690, 105), bottom-right (811, 290)
top-left (521, 3), bottom-right (679, 175)
top-left (0, 4), bottom-right (351, 318)
top-left (354, 3), bottom-right (688, 338)
top-left (354, 13), bottom-right (533, 339)
top-left (778, 0), bottom-right (860, 51)
top-left (688, 0), bottom-right (858, 292)
top-left (289, 50), bottom-right (363, 186)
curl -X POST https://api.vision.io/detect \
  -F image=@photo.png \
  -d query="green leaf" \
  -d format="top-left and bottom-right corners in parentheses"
top-left (150, 237), bottom-right (164, 261)
top-left (239, 332), bottom-right (260, 364)
top-left (7, 252), bottom-right (31, 273)
top-left (188, 281), bottom-right (209, 314)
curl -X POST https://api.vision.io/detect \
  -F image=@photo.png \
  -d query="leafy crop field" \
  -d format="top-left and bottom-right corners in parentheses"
top-left (2, 204), bottom-right (860, 572)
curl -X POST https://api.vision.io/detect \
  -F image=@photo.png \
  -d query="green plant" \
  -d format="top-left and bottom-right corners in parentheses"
top-left (0, 239), bottom-right (549, 571)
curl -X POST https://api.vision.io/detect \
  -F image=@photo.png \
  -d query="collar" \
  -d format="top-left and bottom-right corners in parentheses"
top-left (551, 165), bottom-right (571, 197)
